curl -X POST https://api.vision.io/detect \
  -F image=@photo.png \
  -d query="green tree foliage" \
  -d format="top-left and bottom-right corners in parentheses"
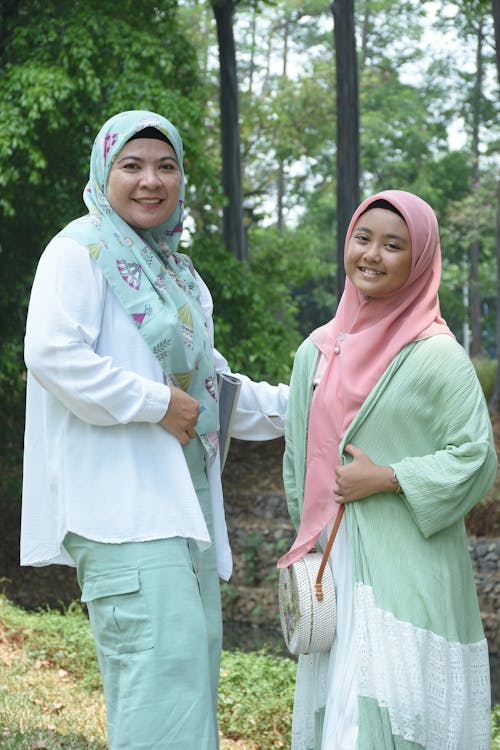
top-left (240, 60), bottom-right (336, 225)
top-left (360, 66), bottom-right (450, 194)
top-left (0, 0), bottom-right (209, 291)
top-left (440, 175), bottom-right (498, 345)
top-left (189, 222), bottom-right (330, 381)
top-left (0, 0), bottom-right (211, 484)
top-left (230, 0), bottom-right (500, 337)
top-left (2, 0), bottom-right (500, 471)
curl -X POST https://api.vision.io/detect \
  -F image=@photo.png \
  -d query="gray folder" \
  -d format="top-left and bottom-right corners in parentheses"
top-left (217, 372), bottom-right (242, 473)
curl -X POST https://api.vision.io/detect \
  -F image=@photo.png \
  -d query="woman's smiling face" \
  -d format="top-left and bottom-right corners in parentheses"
top-left (106, 137), bottom-right (182, 230)
top-left (345, 207), bottom-right (412, 298)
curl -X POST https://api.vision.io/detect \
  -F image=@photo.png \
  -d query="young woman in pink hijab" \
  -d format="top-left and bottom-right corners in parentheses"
top-left (278, 190), bottom-right (497, 749)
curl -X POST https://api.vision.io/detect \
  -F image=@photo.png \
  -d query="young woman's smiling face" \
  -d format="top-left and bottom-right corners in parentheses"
top-left (345, 207), bottom-right (412, 298)
top-left (106, 137), bottom-right (182, 230)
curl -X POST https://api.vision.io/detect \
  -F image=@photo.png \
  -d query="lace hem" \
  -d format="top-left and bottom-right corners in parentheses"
top-left (356, 583), bottom-right (491, 750)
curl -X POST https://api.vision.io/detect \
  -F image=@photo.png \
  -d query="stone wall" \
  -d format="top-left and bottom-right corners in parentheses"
top-left (470, 537), bottom-right (500, 654)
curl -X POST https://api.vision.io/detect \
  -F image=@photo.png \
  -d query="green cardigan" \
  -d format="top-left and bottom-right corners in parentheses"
top-left (284, 334), bottom-right (497, 749)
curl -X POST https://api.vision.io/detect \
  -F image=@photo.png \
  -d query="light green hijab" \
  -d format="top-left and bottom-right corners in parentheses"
top-left (59, 110), bottom-right (219, 461)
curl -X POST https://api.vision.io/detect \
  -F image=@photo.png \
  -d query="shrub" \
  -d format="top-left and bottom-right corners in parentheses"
top-left (472, 357), bottom-right (497, 403)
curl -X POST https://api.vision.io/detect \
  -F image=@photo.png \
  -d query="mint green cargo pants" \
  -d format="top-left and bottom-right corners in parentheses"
top-left (64, 438), bottom-right (222, 749)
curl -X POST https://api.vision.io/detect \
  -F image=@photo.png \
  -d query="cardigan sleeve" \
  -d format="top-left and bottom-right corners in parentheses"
top-left (283, 339), bottom-right (319, 530)
top-left (389, 338), bottom-right (497, 539)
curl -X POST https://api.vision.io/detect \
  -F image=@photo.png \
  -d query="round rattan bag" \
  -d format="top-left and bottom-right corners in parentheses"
top-left (278, 551), bottom-right (337, 655)
top-left (278, 506), bottom-right (343, 656)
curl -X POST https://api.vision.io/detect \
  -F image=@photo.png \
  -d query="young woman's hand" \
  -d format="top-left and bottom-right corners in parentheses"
top-left (159, 386), bottom-right (200, 444)
top-left (334, 444), bottom-right (395, 503)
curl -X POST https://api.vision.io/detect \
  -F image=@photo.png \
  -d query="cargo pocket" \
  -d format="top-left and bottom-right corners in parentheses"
top-left (81, 567), bottom-right (154, 656)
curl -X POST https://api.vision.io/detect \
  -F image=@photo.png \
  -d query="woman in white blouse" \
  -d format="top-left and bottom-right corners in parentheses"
top-left (21, 110), bottom-right (287, 750)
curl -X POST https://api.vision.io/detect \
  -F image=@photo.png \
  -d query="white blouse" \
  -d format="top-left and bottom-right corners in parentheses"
top-left (21, 237), bottom-right (288, 580)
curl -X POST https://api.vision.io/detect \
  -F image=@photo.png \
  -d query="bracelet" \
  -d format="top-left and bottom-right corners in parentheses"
top-left (391, 471), bottom-right (402, 494)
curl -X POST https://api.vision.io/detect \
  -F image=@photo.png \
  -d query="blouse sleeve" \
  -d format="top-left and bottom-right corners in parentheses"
top-left (194, 266), bottom-right (289, 440)
top-left (24, 237), bottom-right (170, 426)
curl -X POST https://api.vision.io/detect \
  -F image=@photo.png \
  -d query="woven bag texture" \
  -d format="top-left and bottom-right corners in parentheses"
top-left (278, 552), bottom-right (337, 655)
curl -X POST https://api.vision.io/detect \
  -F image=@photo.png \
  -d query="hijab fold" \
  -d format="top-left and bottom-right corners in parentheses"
top-left (278, 190), bottom-right (454, 568)
top-left (59, 110), bottom-right (219, 462)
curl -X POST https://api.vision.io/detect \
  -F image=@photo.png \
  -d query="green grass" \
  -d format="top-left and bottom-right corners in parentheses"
top-left (0, 594), bottom-right (498, 749)
top-left (219, 649), bottom-right (295, 748)
top-left (0, 595), bottom-right (295, 749)
top-left (0, 596), bottom-right (106, 749)
top-left (494, 706), bottom-right (500, 750)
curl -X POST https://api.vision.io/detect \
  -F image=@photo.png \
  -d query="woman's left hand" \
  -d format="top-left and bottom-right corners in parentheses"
top-left (334, 444), bottom-right (394, 503)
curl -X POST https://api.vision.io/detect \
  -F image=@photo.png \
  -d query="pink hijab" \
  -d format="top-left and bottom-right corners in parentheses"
top-left (278, 190), bottom-right (454, 568)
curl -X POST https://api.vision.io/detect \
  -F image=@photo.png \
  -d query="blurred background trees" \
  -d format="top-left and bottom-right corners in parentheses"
top-left (1, 0), bottom-right (499, 492)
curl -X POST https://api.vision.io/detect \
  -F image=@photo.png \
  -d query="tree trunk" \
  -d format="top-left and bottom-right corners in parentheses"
top-left (469, 237), bottom-right (482, 357)
top-left (211, 0), bottom-right (248, 262)
top-left (489, 182), bottom-right (500, 412)
top-left (277, 16), bottom-right (290, 232)
top-left (469, 19), bottom-right (484, 357)
top-left (332, 0), bottom-right (360, 301)
top-left (247, 6), bottom-right (257, 96)
top-left (492, 0), bottom-right (500, 85)
top-left (488, 0), bottom-right (500, 411)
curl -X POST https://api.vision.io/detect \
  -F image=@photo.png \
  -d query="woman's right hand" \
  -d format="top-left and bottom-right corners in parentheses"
top-left (159, 386), bottom-right (200, 445)
top-left (334, 444), bottom-right (395, 502)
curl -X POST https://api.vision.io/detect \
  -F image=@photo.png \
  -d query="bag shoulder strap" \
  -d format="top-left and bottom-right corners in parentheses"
top-left (315, 504), bottom-right (345, 601)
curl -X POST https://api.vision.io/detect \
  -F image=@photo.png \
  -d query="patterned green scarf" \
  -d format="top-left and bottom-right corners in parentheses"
top-left (59, 110), bottom-right (219, 461)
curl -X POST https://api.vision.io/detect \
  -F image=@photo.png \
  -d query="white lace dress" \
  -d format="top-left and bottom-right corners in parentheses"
top-left (291, 517), bottom-right (359, 750)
